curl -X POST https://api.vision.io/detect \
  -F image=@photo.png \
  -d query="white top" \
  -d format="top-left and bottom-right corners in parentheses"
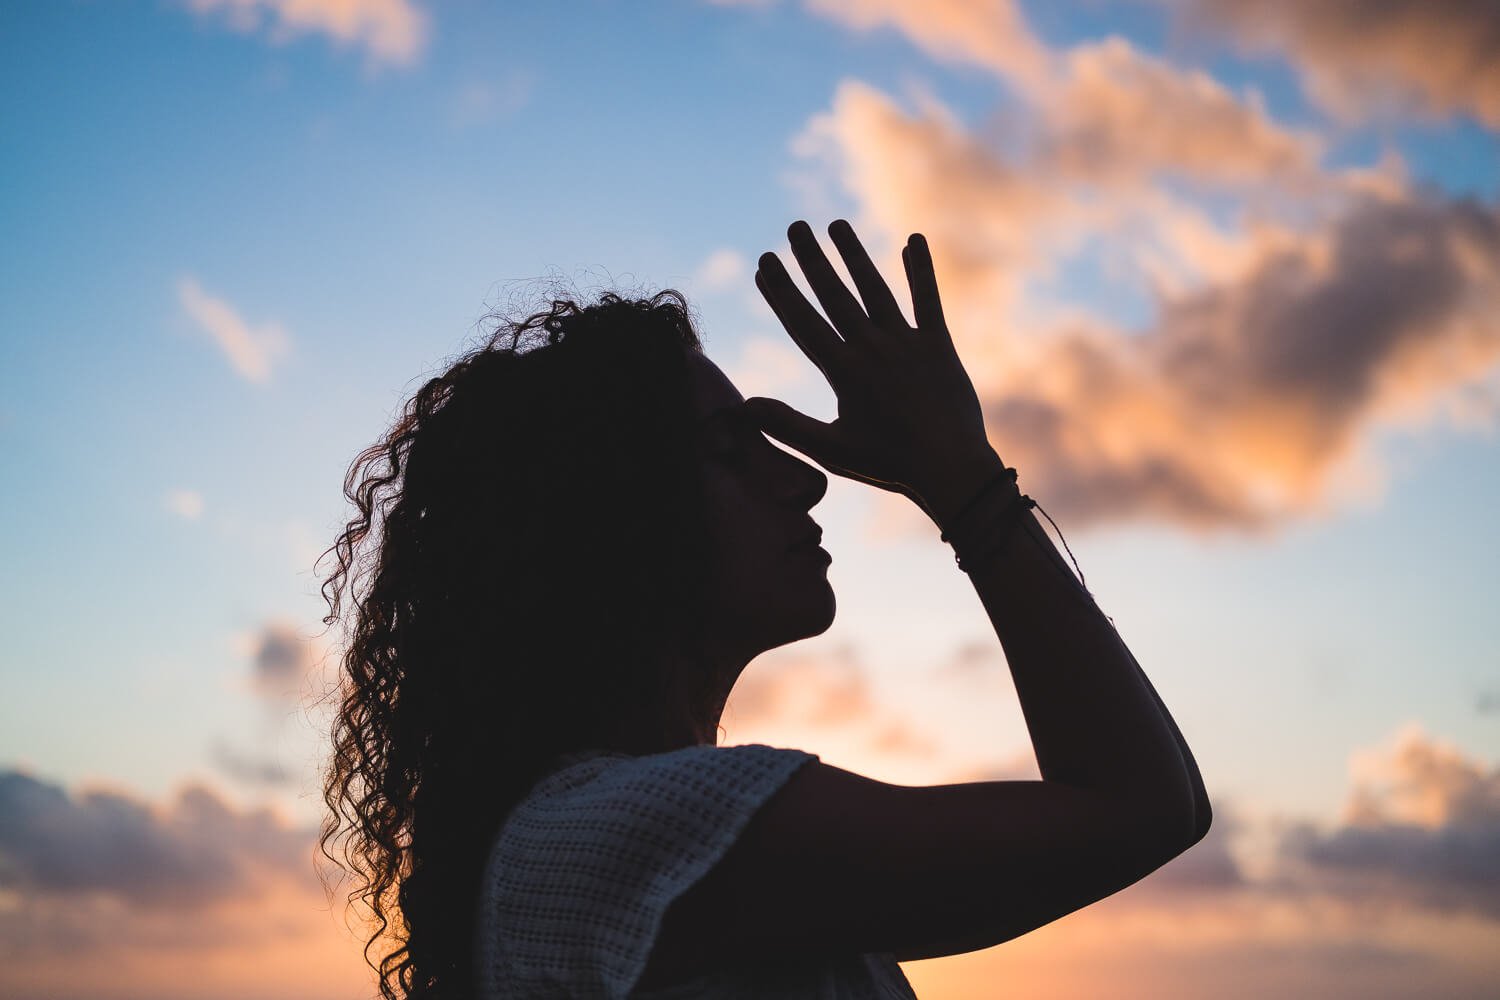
top-left (474, 742), bottom-right (919, 999)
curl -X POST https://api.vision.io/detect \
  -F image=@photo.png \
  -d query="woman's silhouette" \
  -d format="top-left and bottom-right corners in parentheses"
top-left (317, 220), bottom-right (1210, 999)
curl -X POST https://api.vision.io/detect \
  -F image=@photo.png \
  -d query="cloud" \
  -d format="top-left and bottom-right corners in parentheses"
top-left (1039, 38), bottom-right (1324, 191)
top-left (726, 644), bottom-right (876, 727)
top-left (719, 334), bottom-right (815, 399)
top-left (164, 488), bottom-right (205, 520)
top-left (948, 748), bottom-right (1040, 783)
top-left (0, 769), bottom-right (370, 1000)
top-left (177, 277), bottom-right (291, 384)
top-left (1271, 724), bottom-right (1500, 918)
top-left (799, 0), bottom-right (1500, 129)
top-left (0, 769), bottom-right (312, 908)
top-left (246, 621), bottom-right (316, 700)
top-left (890, 754), bottom-right (1498, 999)
top-left (802, 0), bottom-right (1051, 90)
top-left (722, 644), bottom-right (940, 759)
top-left (447, 70), bottom-right (534, 129)
top-left (693, 247), bottom-right (751, 293)
top-left (1177, 0), bottom-right (1500, 127)
top-left (209, 739), bottom-right (296, 788)
top-left (981, 191), bottom-right (1500, 532)
top-left (791, 54), bottom-right (1338, 329)
top-left (1146, 799), bottom-right (1247, 892)
top-left (229, 620), bottom-right (321, 707)
top-left (182, 0), bottom-right (428, 68)
top-left (213, 622), bottom-right (327, 790)
top-left (788, 74), bottom-right (1500, 533)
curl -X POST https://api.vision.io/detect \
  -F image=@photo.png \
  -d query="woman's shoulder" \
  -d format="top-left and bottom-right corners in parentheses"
top-left (512, 741), bottom-right (819, 822)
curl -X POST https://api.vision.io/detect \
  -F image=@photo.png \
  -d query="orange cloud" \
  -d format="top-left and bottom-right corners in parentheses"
top-left (177, 276), bottom-right (291, 384)
top-left (734, 0), bottom-right (1500, 540)
top-left (0, 768), bottom-right (375, 999)
top-left (182, 0), bottom-right (428, 68)
top-left (900, 729), bottom-right (1500, 999)
top-left (6, 728), bottom-right (1498, 999)
top-left (1179, 0), bottom-right (1500, 127)
top-left (803, 0), bottom-right (1051, 89)
top-left (721, 644), bottom-right (943, 763)
top-left (997, 192), bottom-right (1500, 532)
top-left (789, 76), bottom-right (1500, 534)
top-left (1040, 38), bottom-right (1324, 190)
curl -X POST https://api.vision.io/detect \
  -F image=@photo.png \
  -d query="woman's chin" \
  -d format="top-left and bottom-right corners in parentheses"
top-left (800, 578), bottom-right (837, 635)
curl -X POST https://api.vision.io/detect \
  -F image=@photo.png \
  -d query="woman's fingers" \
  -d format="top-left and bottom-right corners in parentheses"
top-left (902, 233), bottom-right (950, 338)
top-left (756, 256), bottom-right (847, 381)
top-left (827, 219), bottom-right (909, 329)
top-left (786, 220), bottom-right (877, 346)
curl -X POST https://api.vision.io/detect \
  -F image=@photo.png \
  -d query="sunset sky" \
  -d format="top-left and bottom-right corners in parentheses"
top-left (2, 1), bottom-right (1498, 997)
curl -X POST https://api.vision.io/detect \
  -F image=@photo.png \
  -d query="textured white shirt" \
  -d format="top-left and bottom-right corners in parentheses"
top-left (474, 743), bottom-right (919, 998)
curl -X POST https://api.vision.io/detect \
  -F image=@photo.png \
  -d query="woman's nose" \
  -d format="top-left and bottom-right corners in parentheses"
top-left (778, 450), bottom-right (827, 508)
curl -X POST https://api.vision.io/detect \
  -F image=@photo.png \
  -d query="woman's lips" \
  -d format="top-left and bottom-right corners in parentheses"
top-left (788, 528), bottom-right (823, 551)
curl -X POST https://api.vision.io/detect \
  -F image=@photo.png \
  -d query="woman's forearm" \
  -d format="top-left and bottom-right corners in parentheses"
top-left (922, 454), bottom-right (1203, 838)
top-left (1125, 637), bottom-right (1211, 836)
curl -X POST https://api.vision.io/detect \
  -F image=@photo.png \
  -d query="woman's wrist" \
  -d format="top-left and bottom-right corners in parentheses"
top-left (915, 448), bottom-right (1009, 534)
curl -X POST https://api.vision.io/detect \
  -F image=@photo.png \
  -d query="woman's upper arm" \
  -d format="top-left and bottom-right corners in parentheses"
top-left (640, 759), bottom-right (1197, 983)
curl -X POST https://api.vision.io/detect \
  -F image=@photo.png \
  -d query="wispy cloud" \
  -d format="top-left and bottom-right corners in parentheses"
top-left (177, 276), bottom-right (291, 384)
top-left (230, 619), bottom-right (327, 710)
top-left (447, 70), bottom-right (535, 130)
top-left (182, 0), bottom-right (429, 69)
top-left (803, 0), bottom-right (1051, 91)
top-left (693, 247), bottom-right (750, 293)
top-left (213, 621), bottom-right (325, 790)
top-left (164, 488), bottom-right (205, 520)
top-left (719, 334), bottom-right (813, 399)
top-left (722, 644), bottom-right (941, 760)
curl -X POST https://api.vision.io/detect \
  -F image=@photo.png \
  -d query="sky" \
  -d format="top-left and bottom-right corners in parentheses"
top-left (1, 0), bottom-right (1498, 997)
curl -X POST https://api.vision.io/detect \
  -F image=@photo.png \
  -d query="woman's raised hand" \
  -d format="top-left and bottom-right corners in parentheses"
top-left (750, 219), bottom-right (1001, 518)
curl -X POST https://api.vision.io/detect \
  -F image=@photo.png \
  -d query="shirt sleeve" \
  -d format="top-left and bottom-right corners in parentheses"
top-left (485, 742), bottom-right (820, 999)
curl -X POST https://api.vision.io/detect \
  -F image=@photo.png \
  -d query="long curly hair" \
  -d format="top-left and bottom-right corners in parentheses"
top-left (316, 289), bottom-right (724, 1000)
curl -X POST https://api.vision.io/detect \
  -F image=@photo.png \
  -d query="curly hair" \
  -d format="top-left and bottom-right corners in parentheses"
top-left (316, 289), bottom-right (724, 1000)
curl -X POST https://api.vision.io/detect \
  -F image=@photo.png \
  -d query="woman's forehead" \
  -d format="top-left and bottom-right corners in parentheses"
top-left (685, 350), bottom-right (744, 416)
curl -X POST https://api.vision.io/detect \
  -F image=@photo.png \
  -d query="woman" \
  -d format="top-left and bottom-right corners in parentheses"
top-left (318, 220), bottom-right (1211, 999)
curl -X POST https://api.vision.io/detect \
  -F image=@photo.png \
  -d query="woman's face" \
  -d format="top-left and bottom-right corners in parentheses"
top-left (684, 349), bottom-right (835, 661)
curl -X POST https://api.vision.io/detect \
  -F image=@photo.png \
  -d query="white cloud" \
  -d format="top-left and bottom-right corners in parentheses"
top-left (693, 247), bottom-right (750, 293)
top-left (719, 334), bottom-right (814, 399)
top-left (182, 0), bottom-right (428, 68)
top-left (447, 70), bottom-right (534, 130)
top-left (164, 488), bottom-right (205, 520)
top-left (177, 277), bottom-right (291, 384)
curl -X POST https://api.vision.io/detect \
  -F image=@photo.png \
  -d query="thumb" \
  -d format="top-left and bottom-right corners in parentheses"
top-left (744, 397), bottom-right (838, 458)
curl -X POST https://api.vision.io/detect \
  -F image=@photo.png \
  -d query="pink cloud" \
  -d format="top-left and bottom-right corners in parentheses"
top-left (182, 0), bottom-right (428, 68)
